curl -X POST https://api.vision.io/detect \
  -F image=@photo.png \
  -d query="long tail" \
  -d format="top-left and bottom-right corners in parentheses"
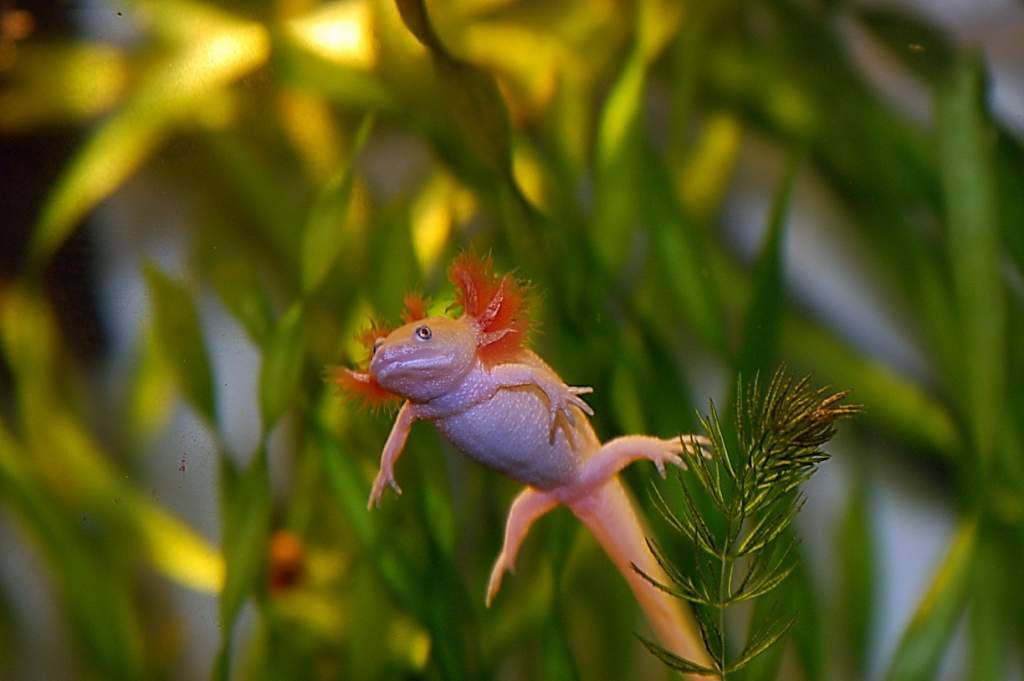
top-left (567, 478), bottom-right (711, 672)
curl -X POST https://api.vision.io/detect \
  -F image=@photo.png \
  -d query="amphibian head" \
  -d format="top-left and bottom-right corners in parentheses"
top-left (369, 316), bottom-right (477, 401)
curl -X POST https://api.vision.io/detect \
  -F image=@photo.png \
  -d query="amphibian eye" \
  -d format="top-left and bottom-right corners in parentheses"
top-left (415, 325), bottom-right (432, 340)
top-left (372, 338), bottom-right (384, 356)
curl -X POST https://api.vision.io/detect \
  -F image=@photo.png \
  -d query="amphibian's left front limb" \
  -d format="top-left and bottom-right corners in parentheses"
top-left (367, 401), bottom-right (418, 509)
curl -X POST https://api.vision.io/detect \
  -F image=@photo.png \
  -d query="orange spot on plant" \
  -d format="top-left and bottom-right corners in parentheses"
top-left (268, 530), bottom-right (305, 594)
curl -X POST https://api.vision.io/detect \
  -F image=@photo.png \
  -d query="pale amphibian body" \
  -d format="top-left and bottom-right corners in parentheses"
top-left (334, 254), bottom-right (711, 668)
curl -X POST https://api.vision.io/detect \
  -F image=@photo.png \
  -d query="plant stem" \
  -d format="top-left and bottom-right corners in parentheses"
top-left (720, 514), bottom-right (731, 679)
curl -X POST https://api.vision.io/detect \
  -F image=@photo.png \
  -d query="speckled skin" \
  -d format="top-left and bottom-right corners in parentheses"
top-left (365, 315), bottom-right (712, 671)
top-left (432, 350), bottom-right (599, 489)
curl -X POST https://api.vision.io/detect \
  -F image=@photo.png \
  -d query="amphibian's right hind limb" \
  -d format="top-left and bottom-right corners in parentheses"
top-left (486, 487), bottom-right (558, 606)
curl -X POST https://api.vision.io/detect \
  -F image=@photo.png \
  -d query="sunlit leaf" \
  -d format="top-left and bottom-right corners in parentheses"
top-left (593, 49), bottom-right (645, 269)
top-left (676, 112), bottom-right (743, 221)
top-left (885, 517), bottom-right (977, 681)
top-left (144, 263), bottom-right (217, 426)
top-left (127, 325), bottom-right (177, 440)
top-left (31, 13), bottom-right (269, 267)
top-left (284, 0), bottom-right (377, 69)
top-left (0, 42), bottom-right (127, 132)
top-left (33, 404), bottom-right (225, 594)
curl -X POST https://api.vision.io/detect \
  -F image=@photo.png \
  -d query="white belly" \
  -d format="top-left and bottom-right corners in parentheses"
top-left (434, 386), bottom-right (595, 489)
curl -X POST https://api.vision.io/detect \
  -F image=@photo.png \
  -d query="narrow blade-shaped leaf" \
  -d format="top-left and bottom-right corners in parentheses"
top-left (726, 613), bottom-right (794, 674)
top-left (885, 517), bottom-right (977, 681)
top-left (937, 54), bottom-right (1004, 464)
top-left (217, 448), bottom-right (271, 679)
top-left (259, 303), bottom-right (307, 430)
top-left (637, 635), bottom-right (718, 675)
top-left (968, 534), bottom-right (1007, 681)
top-left (31, 18), bottom-right (268, 267)
top-left (302, 115), bottom-right (375, 294)
top-left (144, 264), bottom-right (217, 426)
top-left (838, 468), bottom-right (877, 676)
top-left (735, 152), bottom-right (799, 380)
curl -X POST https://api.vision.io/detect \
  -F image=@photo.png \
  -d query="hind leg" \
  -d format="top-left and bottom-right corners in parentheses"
top-left (486, 487), bottom-right (558, 606)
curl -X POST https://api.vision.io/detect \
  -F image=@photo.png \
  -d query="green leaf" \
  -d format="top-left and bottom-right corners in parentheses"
top-left (885, 517), bottom-right (977, 681)
top-left (636, 635), bottom-right (718, 675)
top-left (259, 303), bottom-right (307, 430)
top-left (735, 152), bottom-right (799, 379)
top-left (143, 263), bottom-right (217, 426)
top-left (727, 612), bottom-right (793, 674)
top-left (937, 55), bottom-right (1005, 464)
top-left (855, 7), bottom-right (953, 86)
top-left (394, 0), bottom-right (512, 182)
top-left (198, 228), bottom-right (275, 347)
top-left (838, 468), bottom-right (877, 676)
top-left (543, 616), bottom-right (581, 681)
top-left (302, 115), bottom-right (375, 294)
top-left (968, 534), bottom-right (1007, 681)
top-left (31, 14), bottom-right (268, 267)
top-left (646, 160), bottom-right (728, 353)
top-left (593, 46), bottom-right (646, 271)
top-left (216, 449), bottom-right (271, 680)
top-left (789, 552), bottom-right (826, 681)
top-left (313, 422), bottom-right (420, 611)
top-left (204, 132), bottom-right (303, 274)
top-left (0, 424), bottom-right (144, 681)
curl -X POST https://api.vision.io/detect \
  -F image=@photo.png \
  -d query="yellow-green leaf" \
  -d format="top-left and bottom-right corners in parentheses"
top-left (144, 264), bottom-right (217, 426)
top-left (259, 303), bottom-right (307, 430)
top-left (216, 449), bottom-right (271, 679)
top-left (31, 14), bottom-right (268, 267)
top-left (885, 517), bottom-right (977, 681)
top-left (301, 115), bottom-right (375, 294)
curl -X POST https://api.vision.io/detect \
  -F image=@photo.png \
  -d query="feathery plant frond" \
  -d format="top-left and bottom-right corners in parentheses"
top-left (638, 369), bottom-right (861, 677)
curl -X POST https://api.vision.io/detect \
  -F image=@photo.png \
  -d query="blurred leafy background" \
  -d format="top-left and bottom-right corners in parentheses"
top-left (1, 0), bottom-right (1022, 679)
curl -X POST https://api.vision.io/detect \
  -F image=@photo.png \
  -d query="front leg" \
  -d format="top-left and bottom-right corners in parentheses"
top-left (489, 363), bottom-right (594, 441)
top-left (368, 401), bottom-right (418, 509)
top-left (486, 487), bottom-right (558, 606)
top-left (571, 434), bottom-right (711, 494)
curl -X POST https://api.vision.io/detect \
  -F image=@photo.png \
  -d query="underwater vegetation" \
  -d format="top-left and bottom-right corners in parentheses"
top-left (1, 0), bottom-right (1022, 679)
